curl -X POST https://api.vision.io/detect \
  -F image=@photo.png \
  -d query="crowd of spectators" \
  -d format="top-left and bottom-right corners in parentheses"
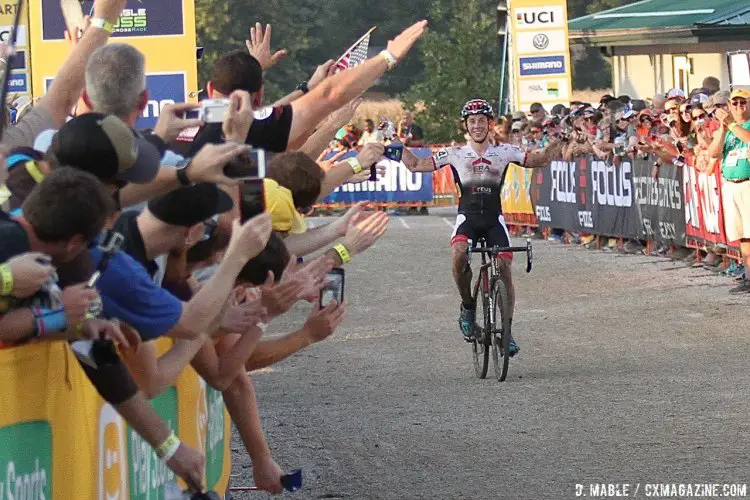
top-left (0, 0), bottom-right (429, 494)
top-left (485, 77), bottom-right (750, 293)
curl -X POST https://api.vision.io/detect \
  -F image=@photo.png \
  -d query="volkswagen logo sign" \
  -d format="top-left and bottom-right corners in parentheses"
top-left (532, 34), bottom-right (549, 50)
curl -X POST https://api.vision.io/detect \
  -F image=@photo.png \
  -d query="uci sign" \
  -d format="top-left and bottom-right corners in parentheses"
top-left (514, 7), bottom-right (564, 29)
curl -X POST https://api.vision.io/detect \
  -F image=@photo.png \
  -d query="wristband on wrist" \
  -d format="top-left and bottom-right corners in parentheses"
top-left (295, 81), bottom-right (310, 94)
top-left (332, 243), bottom-right (351, 264)
top-left (156, 431), bottom-right (181, 461)
top-left (0, 263), bottom-right (13, 296)
top-left (90, 17), bottom-right (114, 33)
top-left (379, 50), bottom-right (398, 71)
top-left (345, 157), bottom-right (362, 174)
top-left (176, 159), bottom-right (192, 186)
top-left (32, 308), bottom-right (68, 337)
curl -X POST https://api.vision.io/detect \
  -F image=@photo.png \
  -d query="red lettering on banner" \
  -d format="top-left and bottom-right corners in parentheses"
top-left (683, 157), bottom-right (728, 245)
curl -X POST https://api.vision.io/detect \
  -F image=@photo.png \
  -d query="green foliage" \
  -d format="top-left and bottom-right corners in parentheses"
top-left (402, 0), bottom-right (501, 143)
top-left (193, 0), bottom-right (635, 136)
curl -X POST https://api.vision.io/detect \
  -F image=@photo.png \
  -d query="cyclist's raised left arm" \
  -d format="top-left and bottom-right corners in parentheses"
top-left (521, 140), bottom-right (565, 169)
top-left (402, 146), bottom-right (437, 172)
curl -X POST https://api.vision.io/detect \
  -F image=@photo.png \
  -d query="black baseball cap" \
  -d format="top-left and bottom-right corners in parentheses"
top-left (147, 183), bottom-right (234, 227)
top-left (49, 113), bottom-right (161, 185)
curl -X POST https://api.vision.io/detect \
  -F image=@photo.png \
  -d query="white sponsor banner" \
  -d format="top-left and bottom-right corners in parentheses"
top-left (518, 77), bottom-right (571, 102)
top-left (514, 7), bottom-right (565, 30)
top-left (516, 30), bottom-right (566, 54)
top-left (0, 25), bottom-right (26, 46)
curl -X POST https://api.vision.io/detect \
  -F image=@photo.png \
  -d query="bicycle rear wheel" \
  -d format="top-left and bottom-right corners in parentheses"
top-left (472, 269), bottom-right (490, 379)
top-left (491, 278), bottom-right (512, 382)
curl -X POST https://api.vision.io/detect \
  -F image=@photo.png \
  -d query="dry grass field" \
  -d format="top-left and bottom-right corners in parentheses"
top-left (350, 88), bottom-right (613, 127)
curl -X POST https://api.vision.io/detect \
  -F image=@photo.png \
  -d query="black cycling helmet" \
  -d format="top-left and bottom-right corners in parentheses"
top-left (461, 99), bottom-right (494, 120)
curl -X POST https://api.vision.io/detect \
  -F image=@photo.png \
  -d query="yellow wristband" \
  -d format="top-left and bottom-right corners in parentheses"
top-left (345, 157), bottom-right (362, 174)
top-left (332, 243), bottom-right (351, 264)
top-left (0, 264), bottom-right (13, 296)
top-left (156, 431), bottom-right (180, 459)
top-left (90, 17), bottom-right (114, 33)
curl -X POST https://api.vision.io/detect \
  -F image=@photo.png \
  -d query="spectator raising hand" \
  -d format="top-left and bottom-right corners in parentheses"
top-left (153, 102), bottom-right (205, 143)
top-left (246, 22), bottom-right (287, 71)
top-left (226, 213), bottom-right (274, 264)
top-left (342, 211), bottom-right (390, 257)
top-left (385, 20), bottom-right (429, 62)
top-left (308, 59), bottom-right (337, 90)
top-left (301, 299), bottom-right (348, 344)
top-left (3, 252), bottom-right (55, 298)
top-left (222, 90), bottom-right (254, 144)
top-left (186, 142), bottom-right (252, 186)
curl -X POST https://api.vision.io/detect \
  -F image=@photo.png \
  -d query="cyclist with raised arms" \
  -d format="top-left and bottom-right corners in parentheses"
top-left (402, 99), bottom-right (563, 354)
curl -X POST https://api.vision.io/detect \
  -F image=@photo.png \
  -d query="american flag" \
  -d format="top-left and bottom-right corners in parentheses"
top-left (334, 29), bottom-right (374, 73)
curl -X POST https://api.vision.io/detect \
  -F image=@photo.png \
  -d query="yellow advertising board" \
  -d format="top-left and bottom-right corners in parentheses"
top-left (509, 0), bottom-right (573, 112)
top-left (0, 0), bottom-right (31, 107)
top-left (0, 339), bottom-right (232, 500)
top-left (501, 163), bottom-right (535, 215)
top-left (27, 0), bottom-right (199, 129)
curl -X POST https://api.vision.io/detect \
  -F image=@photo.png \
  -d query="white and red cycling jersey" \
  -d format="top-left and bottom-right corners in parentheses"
top-left (431, 143), bottom-right (527, 218)
top-left (431, 143), bottom-right (527, 256)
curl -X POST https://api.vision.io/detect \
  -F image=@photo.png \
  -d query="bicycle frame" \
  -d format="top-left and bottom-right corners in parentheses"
top-left (468, 237), bottom-right (533, 332)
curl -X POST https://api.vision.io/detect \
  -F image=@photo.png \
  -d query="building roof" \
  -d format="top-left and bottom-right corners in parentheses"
top-left (569, 0), bottom-right (750, 44)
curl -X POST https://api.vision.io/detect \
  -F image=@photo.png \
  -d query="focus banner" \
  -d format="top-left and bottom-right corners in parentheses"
top-left (531, 156), bottom-right (640, 239)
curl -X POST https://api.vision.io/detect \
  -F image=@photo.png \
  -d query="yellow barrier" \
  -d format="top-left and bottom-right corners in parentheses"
top-left (501, 163), bottom-right (535, 216)
top-left (0, 340), bottom-right (231, 499)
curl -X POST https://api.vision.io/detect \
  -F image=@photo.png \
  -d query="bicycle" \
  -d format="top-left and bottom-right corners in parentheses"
top-left (467, 237), bottom-right (533, 382)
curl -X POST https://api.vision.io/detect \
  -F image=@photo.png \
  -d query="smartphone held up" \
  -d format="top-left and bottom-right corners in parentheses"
top-left (228, 149), bottom-right (267, 223)
top-left (182, 99), bottom-right (230, 123)
top-left (320, 268), bottom-right (345, 308)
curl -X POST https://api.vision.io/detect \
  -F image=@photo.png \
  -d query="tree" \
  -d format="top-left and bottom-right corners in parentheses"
top-left (402, 0), bottom-right (501, 143)
top-left (194, 0), bottom-right (432, 102)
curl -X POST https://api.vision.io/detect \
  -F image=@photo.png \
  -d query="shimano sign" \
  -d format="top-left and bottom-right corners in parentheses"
top-left (519, 56), bottom-right (566, 76)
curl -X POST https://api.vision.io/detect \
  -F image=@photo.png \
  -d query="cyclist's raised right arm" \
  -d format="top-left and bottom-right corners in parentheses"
top-left (402, 146), bottom-right (453, 173)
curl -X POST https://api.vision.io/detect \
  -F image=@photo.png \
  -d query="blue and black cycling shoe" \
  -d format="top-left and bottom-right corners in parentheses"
top-left (508, 335), bottom-right (520, 357)
top-left (459, 304), bottom-right (476, 341)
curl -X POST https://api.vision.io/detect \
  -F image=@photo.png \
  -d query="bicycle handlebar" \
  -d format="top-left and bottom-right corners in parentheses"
top-left (467, 238), bottom-right (534, 273)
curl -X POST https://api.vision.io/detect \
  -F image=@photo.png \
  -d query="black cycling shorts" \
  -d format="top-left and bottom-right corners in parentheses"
top-left (450, 213), bottom-right (513, 260)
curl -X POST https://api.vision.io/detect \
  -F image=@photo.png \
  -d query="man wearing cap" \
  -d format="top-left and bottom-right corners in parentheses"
top-left (113, 183), bottom-right (235, 287)
top-left (529, 102), bottom-right (546, 123)
top-left (116, 183), bottom-right (309, 494)
top-left (710, 88), bottom-right (750, 293)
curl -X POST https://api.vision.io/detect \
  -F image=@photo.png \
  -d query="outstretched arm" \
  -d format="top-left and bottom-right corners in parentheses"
top-left (523, 140), bottom-right (565, 168)
top-left (402, 146), bottom-right (436, 172)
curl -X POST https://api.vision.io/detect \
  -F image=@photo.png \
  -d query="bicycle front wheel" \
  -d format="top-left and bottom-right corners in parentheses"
top-left (472, 269), bottom-right (490, 379)
top-left (491, 278), bottom-right (512, 382)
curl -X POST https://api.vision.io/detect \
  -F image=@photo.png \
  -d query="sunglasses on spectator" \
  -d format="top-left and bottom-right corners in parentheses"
top-left (680, 105), bottom-right (692, 114)
top-left (640, 116), bottom-right (652, 122)
top-left (691, 112), bottom-right (707, 120)
top-left (731, 99), bottom-right (747, 107)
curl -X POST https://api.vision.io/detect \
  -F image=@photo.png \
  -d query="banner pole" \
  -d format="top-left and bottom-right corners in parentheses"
top-left (498, 2), bottom-right (509, 116)
top-left (498, 28), bottom-right (510, 115)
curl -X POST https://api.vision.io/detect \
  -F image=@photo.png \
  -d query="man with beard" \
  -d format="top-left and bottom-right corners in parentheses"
top-left (401, 99), bottom-right (562, 354)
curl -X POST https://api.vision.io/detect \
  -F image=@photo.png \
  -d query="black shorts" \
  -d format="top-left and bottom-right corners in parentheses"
top-left (450, 213), bottom-right (513, 260)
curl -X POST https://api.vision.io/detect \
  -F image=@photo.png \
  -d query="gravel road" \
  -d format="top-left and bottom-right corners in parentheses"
top-left (228, 208), bottom-right (750, 500)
